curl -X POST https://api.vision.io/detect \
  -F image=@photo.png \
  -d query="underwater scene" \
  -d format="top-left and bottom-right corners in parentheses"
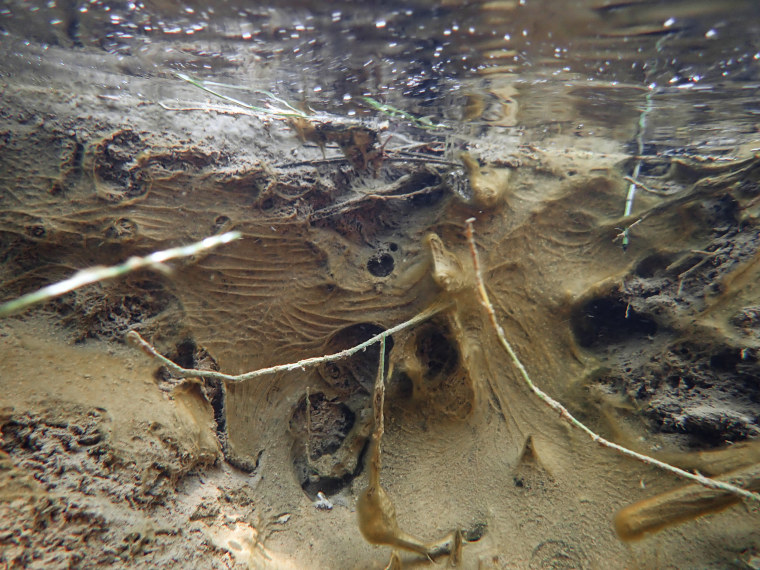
top-left (1, 0), bottom-right (759, 567)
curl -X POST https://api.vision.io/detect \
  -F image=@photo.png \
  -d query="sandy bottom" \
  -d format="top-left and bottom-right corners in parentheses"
top-left (1, 39), bottom-right (760, 569)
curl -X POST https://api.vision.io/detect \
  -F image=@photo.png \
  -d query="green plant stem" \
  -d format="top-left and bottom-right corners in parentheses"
top-left (622, 34), bottom-right (667, 250)
top-left (361, 96), bottom-right (447, 130)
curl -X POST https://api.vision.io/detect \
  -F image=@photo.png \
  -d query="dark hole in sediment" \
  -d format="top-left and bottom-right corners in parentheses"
top-left (398, 170), bottom-right (440, 193)
top-left (464, 522), bottom-right (488, 542)
top-left (161, 339), bottom-right (227, 446)
top-left (702, 194), bottom-right (740, 229)
top-left (319, 323), bottom-right (393, 395)
top-left (415, 324), bottom-right (459, 380)
top-left (299, 438), bottom-right (370, 500)
top-left (634, 252), bottom-right (676, 278)
top-left (710, 348), bottom-right (741, 372)
top-left (571, 295), bottom-right (658, 348)
top-left (170, 338), bottom-right (197, 368)
top-left (290, 392), bottom-right (366, 499)
top-left (292, 393), bottom-right (356, 460)
top-left (391, 372), bottom-right (414, 399)
top-left (207, 378), bottom-right (226, 441)
top-left (367, 252), bottom-right (394, 277)
top-left (212, 215), bottom-right (230, 232)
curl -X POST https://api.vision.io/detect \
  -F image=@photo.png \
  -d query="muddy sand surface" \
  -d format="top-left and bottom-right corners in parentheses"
top-left (1, 39), bottom-right (760, 569)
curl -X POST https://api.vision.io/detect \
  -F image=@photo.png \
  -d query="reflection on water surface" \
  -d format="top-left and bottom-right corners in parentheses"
top-left (1, 1), bottom-right (758, 162)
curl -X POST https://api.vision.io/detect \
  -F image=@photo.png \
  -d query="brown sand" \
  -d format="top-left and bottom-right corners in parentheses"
top-left (1, 38), bottom-right (759, 569)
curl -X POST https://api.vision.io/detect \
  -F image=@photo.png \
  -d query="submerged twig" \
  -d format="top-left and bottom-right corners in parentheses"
top-left (274, 156), bottom-right (350, 169)
top-left (274, 155), bottom-right (460, 170)
top-left (622, 176), bottom-right (671, 196)
top-left (127, 304), bottom-right (447, 383)
top-left (464, 217), bottom-right (760, 503)
top-left (0, 231), bottom-right (242, 318)
top-left (675, 247), bottom-right (726, 296)
top-left (157, 102), bottom-right (256, 116)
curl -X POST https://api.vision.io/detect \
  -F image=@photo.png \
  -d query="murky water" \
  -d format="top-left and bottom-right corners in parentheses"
top-left (1, 2), bottom-right (760, 569)
top-left (2, 0), bottom-right (759, 153)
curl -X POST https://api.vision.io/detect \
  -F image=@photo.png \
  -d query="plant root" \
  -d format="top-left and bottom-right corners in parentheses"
top-left (615, 462), bottom-right (760, 541)
top-left (357, 337), bottom-right (460, 563)
top-left (464, 217), bottom-right (760, 505)
top-left (126, 304), bottom-right (448, 384)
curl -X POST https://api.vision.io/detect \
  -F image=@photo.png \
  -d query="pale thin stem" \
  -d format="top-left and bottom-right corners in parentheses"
top-left (464, 218), bottom-right (760, 503)
top-left (373, 337), bottom-right (387, 444)
top-left (306, 386), bottom-right (313, 468)
top-left (622, 34), bottom-right (667, 249)
top-left (127, 304), bottom-right (446, 384)
top-left (0, 231), bottom-right (242, 318)
top-left (157, 101), bottom-right (255, 116)
top-left (175, 73), bottom-right (308, 118)
top-left (199, 79), bottom-right (307, 115)
top-left (367, 336), bottom-right (387, 494)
